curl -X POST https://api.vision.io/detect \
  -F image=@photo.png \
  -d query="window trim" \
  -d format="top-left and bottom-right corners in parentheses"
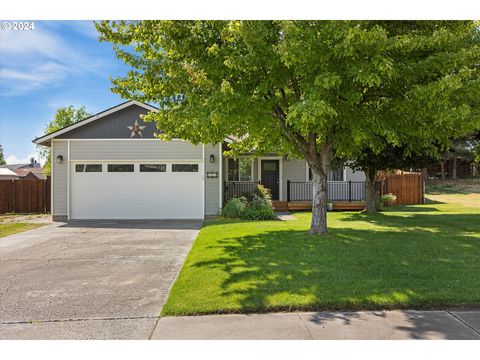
top-left (226, 157), bottom-right (254, 182)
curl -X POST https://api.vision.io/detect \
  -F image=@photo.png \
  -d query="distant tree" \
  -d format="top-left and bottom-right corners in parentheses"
top-left (440, 131), bottom-right (480, 179)
top-left (97, 20), bottom-right (480, 235)
top-left (348, 139), bottom-right (438, 212)
top-left (0, 144), bottom-right (6, 165)
top-left (37, 106), bottom-right (91, 175)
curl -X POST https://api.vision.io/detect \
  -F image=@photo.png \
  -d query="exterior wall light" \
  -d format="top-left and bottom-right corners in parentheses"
top-left (56, 155), bottom-right (63, 164)
top-left (209, 154), bottom-right (215, 163)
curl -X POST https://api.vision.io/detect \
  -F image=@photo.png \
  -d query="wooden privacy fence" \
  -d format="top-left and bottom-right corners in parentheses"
top-left (0, 177), bottom-right (51, 214)
top-left (375, 172), bottom-right (424, 205)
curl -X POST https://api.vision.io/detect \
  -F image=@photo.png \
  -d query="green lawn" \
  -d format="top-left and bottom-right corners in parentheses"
top-left (163, 193), bottom-right (480, 315)
top-left (0, 223), bottom-right (43, 238)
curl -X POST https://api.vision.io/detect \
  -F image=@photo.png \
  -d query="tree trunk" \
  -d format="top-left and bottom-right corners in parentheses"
top-left (309, 169), bottom-right (328, 235)
top-left (440, 151), bottom-right (447, 180)
top-left (452, 157), bottom-right (457, 179)
top-left (422, 167), bottom-right (428, 180)
top-left (364, 166), bottom-right (377, 213)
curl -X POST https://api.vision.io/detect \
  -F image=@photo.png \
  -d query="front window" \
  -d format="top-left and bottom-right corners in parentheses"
top-left (308, 167), bottom-right (344, 181)
top-left (228, 158), bottom-right (252, 181)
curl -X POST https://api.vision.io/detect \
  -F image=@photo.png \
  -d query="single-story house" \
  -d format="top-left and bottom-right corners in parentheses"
top-left (34, 100), bottom-right (365, 221)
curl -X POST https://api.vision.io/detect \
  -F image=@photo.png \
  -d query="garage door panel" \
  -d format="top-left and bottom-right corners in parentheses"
top-left (70, 162), bottom-right (203, 219)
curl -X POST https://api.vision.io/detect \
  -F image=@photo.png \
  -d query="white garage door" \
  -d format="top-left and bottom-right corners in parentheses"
top-left (70, 162), bottom-right (204, 219)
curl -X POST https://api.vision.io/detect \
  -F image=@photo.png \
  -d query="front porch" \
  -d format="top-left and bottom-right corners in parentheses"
top-left (272, 200), bottom-right (366, 211)
top-left (224, 180), bottom-right (367, 211)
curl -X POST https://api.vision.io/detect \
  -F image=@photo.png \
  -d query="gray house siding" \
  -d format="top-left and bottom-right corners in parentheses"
top-left (346, 166), bottom-right (366, 181)
top-left (69, 140), bottom-right (202, 160)
top-left (204, 144), bottom-right (221, 215)
top-left (282, 159), bottom-right (307, 201)
top-left (52, 140), bottom-right (68, 220)
top-left (57, 104), bottom-right (156, 139)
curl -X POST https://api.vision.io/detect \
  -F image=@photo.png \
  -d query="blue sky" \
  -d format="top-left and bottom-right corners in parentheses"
top-left (0, 21), bottom-right (130, 164)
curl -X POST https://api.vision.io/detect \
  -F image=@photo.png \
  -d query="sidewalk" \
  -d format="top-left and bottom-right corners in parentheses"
top-left (152, 310), bottom-right (480, 340)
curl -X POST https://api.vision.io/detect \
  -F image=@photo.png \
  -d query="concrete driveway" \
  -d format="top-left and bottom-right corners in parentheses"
top-left (0, 220), bottom-right (202, 339)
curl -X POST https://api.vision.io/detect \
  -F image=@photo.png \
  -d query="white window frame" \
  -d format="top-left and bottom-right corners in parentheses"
top-left (226, 157), bottom-right (254, 182)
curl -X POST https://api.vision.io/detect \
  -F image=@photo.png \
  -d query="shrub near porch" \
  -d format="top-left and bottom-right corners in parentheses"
top-left (162, 196), bottom-right (480, 315)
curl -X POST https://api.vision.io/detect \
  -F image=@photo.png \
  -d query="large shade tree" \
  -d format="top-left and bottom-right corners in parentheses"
top-left (97, 20), bottom-right (480, 235)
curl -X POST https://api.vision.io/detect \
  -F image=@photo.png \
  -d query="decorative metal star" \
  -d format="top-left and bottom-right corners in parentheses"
top-left (127, 120), bottom-right (146, 138)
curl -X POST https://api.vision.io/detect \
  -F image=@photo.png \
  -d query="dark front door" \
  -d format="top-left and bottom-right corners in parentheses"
top-left (261, 160), bottom-right (280, 200)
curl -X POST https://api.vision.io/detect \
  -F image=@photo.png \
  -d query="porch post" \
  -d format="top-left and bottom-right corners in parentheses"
top-left (287, 180), bottom-right (291, 202)
top-left (348, 180), bottom-right (352, 202)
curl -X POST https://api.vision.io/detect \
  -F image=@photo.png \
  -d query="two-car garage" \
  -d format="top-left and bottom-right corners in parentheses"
top-left (70, 161), bottom-right (204, 220)
top-left (35, 101), bottom-right (222, 221)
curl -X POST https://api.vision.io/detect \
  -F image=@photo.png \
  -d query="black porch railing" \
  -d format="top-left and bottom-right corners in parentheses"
top-left (224, 180), bottom-right (366, 203)
top-left (287, 180), bottom-right (366, 202)
top-left (224, 181), bottom-right (260, 203)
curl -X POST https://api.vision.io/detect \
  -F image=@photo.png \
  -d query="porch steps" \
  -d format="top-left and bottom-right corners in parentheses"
top-left (287, 201), bottom-right (311, 211)
top-left (333, 201), bottom-right (366, 211)
top-left (272, 201), bottom-right (289, 212)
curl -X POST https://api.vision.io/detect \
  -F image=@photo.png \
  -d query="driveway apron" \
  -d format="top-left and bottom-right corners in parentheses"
top-left (0, 220), bottom-right (201, 339)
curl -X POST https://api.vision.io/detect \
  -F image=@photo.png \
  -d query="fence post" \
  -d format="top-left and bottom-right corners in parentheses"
top-left (12, 179), bottom-right (15, 213)
top-left (348, 180), bottom-right (352, 202)
top-left (287, 180), bottom-right (291, 202)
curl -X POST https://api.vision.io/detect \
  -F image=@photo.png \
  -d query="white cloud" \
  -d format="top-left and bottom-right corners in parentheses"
top-left (5, 153), bottom-right (40, 165)
top-left (0, 62), bottom-right (68, 95)
top-left (0, 22), bottom-right (108, 96)
top-left (0, 27), bottom-right (64, 59)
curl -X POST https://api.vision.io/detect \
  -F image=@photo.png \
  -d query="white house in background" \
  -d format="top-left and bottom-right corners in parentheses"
top-left (34, 100), bottom-right (365, 221)
top-left (0, 168), bottom-right (19, 180)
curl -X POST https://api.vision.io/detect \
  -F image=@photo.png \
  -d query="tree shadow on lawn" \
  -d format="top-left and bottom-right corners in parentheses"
top-left (193, 213), bottom-right (480, 315)
top-left (343, 211), bottom-right (480, 234)
top-left (381, 205), bottom-right (442, 212)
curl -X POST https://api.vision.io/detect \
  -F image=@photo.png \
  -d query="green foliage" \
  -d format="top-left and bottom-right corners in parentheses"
top-left (374, 198), bottom-right (384, 211)
top-left (222, 184), bottom-right (275, 220)
top-left (241, 205), bottom-right (276, 221)
top-left (222, 197), bottom-right (247, 218)
top-left (96, 21), bottom-right (480, 231)
top-left (0, 223), bottom-right (43, 238)
top-left (0, 144), bottom-right (6, 165)
top-left (37, 106), bottom-right (91, 175)
top-left (381, 193), bottom-right (397, 204)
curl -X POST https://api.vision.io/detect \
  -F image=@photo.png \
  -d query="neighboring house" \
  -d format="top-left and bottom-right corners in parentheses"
top-left (34, 100), bottom-right (365, 221)
top-left (0, 168), bottom-right (19, 180)
top-left (0, 162), bottom-right (46, 180)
